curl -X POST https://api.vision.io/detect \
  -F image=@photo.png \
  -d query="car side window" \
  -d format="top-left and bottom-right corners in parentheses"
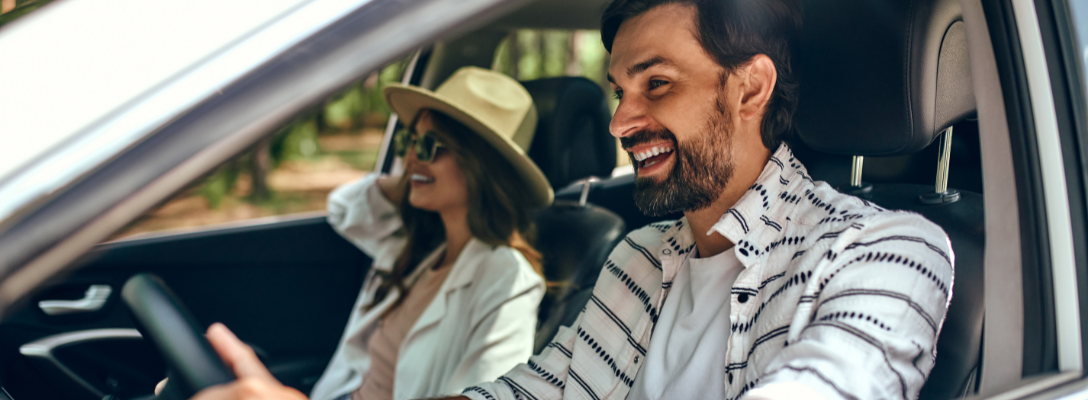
top-left (109, 58), bottom-right (413, 240)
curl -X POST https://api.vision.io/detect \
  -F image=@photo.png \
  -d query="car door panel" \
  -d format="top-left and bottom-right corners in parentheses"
top-left (0, 215), bottom-right (370, 399)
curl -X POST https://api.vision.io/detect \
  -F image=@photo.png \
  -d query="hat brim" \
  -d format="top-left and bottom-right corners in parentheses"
top-left (383, 84), bottom-right (554, 208)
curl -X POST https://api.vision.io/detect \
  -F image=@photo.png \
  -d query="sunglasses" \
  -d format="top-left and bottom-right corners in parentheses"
top-left (394, 128), bottom-right (447, 163)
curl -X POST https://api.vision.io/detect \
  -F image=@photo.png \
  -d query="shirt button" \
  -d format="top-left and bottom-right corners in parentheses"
top-left (634, 355), bottom-right (640, 363)
top-left (728, 372), bottom-right (733, 384)
top-left (738, 293), bottom-right (749, 303)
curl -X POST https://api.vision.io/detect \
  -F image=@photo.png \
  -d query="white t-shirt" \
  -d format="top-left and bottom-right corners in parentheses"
top-left (626, 247), bottom-right (745, 400)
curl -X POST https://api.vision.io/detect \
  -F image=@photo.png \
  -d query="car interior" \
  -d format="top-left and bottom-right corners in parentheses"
top-left (0, 0), bottom-right (1072, 398)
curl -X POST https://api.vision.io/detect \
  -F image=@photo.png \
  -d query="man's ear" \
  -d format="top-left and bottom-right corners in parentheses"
top-left (737, 54), bottom-right (777, 122)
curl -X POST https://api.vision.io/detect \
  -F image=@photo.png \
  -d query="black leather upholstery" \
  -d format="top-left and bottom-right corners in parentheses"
top-left (796, 0), bottom-right (976, 156)
top-left (532, 201), bottom-right (625, 352)
top-left (522, 77), bottom-right (617, 189)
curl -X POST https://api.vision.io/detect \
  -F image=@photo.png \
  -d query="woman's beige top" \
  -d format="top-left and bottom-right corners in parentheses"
top-left (354, 263), bottom-right (453, 400)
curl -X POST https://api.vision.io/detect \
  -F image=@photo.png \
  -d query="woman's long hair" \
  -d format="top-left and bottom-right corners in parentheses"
top-left (367, 110), bottom-right (543, 313)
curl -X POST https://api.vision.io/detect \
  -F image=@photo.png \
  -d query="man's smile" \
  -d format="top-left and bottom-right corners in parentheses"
top-left (626, 142), bottom-right (676, 176)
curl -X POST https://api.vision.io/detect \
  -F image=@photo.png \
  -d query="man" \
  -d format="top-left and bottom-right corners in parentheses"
top-left (190, 0), bottom-right (953, 399)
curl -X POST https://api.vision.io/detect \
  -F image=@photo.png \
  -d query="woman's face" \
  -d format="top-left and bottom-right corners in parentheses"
top-left (405, 111), bottom-right (470, 215)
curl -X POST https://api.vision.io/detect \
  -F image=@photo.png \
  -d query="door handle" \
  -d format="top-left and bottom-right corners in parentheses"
top-left (38, 285), bottom-right (113, 316)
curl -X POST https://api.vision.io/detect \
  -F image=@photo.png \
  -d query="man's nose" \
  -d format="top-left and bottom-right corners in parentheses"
top-left (609, 97), bottom-right (650, 138)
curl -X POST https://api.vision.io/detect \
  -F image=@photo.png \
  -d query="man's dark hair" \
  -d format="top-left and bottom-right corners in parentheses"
top-left (601, 0), bottom-right (802, 149)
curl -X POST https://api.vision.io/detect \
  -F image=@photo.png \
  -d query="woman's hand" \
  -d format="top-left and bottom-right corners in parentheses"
top-left (377, 174), bottom-right (403, 204)
top-left (189, 323), bottom-right (308, 400)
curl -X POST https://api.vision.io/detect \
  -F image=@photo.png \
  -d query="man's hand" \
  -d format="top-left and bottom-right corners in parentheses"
top-left (189, 323), bottom-right (308, 400)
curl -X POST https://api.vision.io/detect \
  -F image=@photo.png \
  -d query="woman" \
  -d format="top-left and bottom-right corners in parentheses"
top-left (309, 66), bottom-right (552, 400)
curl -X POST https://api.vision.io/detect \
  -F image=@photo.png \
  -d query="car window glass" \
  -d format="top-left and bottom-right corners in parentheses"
top-left (1067, 0), bottom-right (1088, 101)
top-left (491, 30), bottom-right (630, 171)
top-left (108, 57), bottom-right (412, 240)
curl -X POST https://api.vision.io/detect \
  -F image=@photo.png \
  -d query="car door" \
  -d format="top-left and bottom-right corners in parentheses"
top-left (1, 215), bottom-right (370, 400)
top-left (0, 53), bottom-right (432, 400)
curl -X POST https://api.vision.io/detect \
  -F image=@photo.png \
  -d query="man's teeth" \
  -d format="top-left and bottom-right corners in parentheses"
top-left (632, 146), bottom-right (674, 162)
top-left (410, 174), bottom-right (434, 183)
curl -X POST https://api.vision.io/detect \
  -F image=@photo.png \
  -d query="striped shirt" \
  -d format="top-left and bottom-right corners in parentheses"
top-left (462, 143), bottom-right (954, 400)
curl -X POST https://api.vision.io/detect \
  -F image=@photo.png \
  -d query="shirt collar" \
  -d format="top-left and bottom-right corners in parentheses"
top-left (709, 143), bottom-right (812, 268)
top-left (654, 144), bottom-right (812, 270)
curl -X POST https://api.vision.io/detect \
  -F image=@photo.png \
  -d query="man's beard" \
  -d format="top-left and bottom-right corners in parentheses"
top-left (622, 97), bottom-right (734, 217)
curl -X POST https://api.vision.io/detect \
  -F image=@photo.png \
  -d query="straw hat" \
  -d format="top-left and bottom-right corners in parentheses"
top-left (383, 66), bottom-right (553, 207)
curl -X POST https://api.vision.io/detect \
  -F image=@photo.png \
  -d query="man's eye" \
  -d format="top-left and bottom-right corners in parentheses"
top-left (649, 79), bottom-right (667, 89)
top-left (613, 89), bottom-right (623, 100)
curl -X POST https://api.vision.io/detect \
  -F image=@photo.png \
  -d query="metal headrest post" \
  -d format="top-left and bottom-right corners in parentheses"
top-left (578, 177), bottom-right (601, 207)
top-left (920, 126), bottom-right (961, 204)
top-left (851, 156), bottom-right (865, 187)
top-left (842, 155), bottom-right (873, 196)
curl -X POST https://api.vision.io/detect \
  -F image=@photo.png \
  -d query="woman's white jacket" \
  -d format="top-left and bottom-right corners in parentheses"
top-left (310, 175), bottom-right (545, 400)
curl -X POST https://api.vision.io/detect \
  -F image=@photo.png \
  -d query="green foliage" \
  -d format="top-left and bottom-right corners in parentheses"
top-left (199, 163), bottom-right (241, 210)
top-left (324, 84), bottom-right (366, 130)
top-left (274, 119), bottom-right (320, 162)
top-left (323, 61), bottom-right (410, 130)
top-left (494, 30), bottom-right (611, 97)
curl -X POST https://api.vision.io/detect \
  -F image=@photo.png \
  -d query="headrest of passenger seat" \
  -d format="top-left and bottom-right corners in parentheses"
top-left (521, 77), bottom-right (617, 189)
top-left (795, 0), bottom-right (976, 156)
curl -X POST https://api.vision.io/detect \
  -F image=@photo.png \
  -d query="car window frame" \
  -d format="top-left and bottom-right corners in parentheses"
top-left (967, 0), bottom-right (1088, 396)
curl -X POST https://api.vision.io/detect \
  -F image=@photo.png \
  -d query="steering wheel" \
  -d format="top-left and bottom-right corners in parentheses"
top-left (121, 273), bottom-right (234, 399)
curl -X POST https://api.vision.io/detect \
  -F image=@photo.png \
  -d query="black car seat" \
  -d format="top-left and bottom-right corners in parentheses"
top-left (532, 199), bottom-right (625, 353)
top-left (522, 77), bottom-right (617, 190)
top-left (520, 77), bottom-right (627, 348)
top-left (796, 0), bottom-right (983, 398)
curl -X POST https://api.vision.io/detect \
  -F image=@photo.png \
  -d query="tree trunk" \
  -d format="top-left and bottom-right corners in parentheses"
top-left (249, 137), bottom-right (272, 201)
top-left (567, 31), bottom-right (581, 76)
top-left (509, 32), bottom-right (520, 80)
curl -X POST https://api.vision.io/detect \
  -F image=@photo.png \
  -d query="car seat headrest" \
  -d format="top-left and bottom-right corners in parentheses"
top-left (521, 77), bottom-right (617, 189)
top-left (795, 0), bottom-right (976, 156)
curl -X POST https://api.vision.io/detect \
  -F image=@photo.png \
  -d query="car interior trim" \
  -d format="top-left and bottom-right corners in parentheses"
top-left (1030, 0), bottom-right (1088, 377)
top-left (962, 0), bottom-right (1028, 393)
top-left (18, 328), bottom-right (143, 399)
top-left (106, 211), bottom-right (328, 244)
top-left (1017, 371), bottom-right (1088, 399)
top-left (18, 328), bottom-right (143, 357)
top-left (1012, 0), bottom-right (1084, 372)
top-left (0, 0), bottom-right (534, 316)
top-left (36, 284), bottom-right (113, 316)
top-left (973, 370), bottom-right (1081, 400)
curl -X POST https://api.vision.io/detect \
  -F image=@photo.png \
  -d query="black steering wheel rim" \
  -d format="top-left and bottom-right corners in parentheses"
top-left (121, 273), bottom-right (234, 398)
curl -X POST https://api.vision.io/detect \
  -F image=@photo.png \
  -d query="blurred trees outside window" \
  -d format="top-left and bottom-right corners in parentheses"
top-left (111, 59), bottom-right (411, 239)
top-left (493, 30), bottom-right (629, 171)
top-left (493, 30), bottom-right (616, 112)
top-left (111, 29), bottom-right (625, 240)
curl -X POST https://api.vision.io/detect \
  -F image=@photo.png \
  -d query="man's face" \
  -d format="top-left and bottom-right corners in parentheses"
top-left (608, 4), bottom-right (736, 217)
